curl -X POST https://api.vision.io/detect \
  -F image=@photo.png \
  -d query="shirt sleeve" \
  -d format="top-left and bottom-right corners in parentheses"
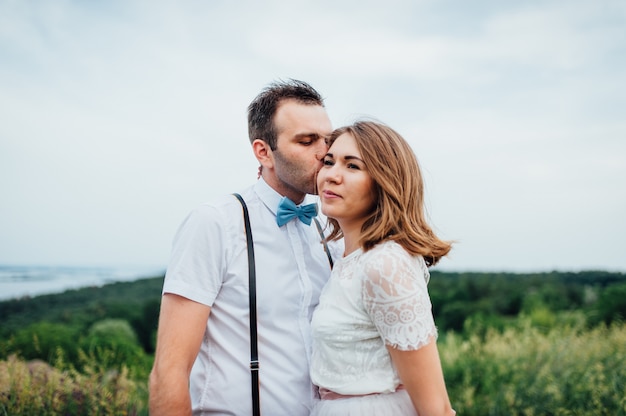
top-left (361, 243), bottom-right (438, 351)
top-left (162, 203), bottom-right (227, 306)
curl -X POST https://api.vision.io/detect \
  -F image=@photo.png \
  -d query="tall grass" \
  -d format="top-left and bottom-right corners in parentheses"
top-left (2, 317), bottom-right (624, 414)
top-left (440, 319), bottom-right (626, 415)
top-left (0, 352), bottom-right (147, 416)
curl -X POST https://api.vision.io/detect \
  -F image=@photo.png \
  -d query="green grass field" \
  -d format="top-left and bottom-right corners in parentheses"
top-left (1, 271), bottom-right (625, 415)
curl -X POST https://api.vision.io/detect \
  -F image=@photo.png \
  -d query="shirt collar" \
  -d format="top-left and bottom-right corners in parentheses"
top-left (254, 178), bottom-right (318, 218)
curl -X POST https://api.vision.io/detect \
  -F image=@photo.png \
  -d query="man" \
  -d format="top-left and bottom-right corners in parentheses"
top-left (149, 79), bottom-right (341, 415)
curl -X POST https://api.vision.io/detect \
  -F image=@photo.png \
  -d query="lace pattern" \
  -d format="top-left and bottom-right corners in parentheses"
top-left (361, 242), bottom-right (437, 350)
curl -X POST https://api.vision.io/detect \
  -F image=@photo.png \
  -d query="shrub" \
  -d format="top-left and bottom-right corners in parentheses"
top-left (88, 319), bottom-right (139, 344)
top-left (3, 322), bottom-right (82, 364)
top-left (591, 282), bottom-right (626, 326)
top-left (79, 319), bottom-right (152, 380)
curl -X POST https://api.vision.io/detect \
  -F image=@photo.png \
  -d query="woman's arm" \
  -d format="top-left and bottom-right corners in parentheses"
top-left (387, 337), bottom-right (456, 416)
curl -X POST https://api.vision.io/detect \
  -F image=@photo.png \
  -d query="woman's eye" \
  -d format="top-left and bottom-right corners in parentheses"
top-left (347, 163), bottom-right (360, 170)
top-left (323, 159), bottom-right (334, 166)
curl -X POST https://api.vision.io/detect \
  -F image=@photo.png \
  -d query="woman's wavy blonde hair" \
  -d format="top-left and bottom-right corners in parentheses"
top-left (324, 120), bottom-right (452, 266)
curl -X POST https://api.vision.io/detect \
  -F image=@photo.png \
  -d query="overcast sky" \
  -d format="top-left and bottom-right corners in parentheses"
top-left (1, 0), bottom-right (624, 273)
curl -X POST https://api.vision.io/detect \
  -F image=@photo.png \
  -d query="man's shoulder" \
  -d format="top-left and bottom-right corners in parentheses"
top-left (192, 185), bottom-right (257, 213)
top-left (177, 188), bottom-right (255, 234)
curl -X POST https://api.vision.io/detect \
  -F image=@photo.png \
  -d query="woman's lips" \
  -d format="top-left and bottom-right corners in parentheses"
top-left (322, 190), bottom-right (340, 198)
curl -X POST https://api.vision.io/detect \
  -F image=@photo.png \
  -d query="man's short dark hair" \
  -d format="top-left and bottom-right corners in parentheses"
top-left (247, 79), bottom-right (325, 150)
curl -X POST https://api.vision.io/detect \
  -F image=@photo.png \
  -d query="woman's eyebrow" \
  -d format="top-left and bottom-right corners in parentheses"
top-left (325, 153), bottom-right (364, 162)
top-left (344, 155), bottom-right (364, 162)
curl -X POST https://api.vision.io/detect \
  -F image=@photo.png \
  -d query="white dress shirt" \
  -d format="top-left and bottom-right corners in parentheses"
top-left (163, 178), bottom-right (341, 415)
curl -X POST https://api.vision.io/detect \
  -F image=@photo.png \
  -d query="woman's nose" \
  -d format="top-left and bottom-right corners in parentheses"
top-left (324, 164), bottom-right (341, 183)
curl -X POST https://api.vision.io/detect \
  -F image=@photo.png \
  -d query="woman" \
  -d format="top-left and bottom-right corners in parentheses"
top-left (311, 121), bottom-right (456, 415)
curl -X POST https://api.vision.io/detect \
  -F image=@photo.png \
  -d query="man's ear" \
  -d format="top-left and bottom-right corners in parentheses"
top-left (253, 139), bottom-right (274, 169)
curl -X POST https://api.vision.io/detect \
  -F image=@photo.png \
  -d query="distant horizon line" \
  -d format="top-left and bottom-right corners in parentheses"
top-left (0, 263), bottom-right (623, 275)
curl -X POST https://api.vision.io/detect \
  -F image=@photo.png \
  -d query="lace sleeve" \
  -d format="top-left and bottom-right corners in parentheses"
top-left (361, 243), bottom-right (437, 351)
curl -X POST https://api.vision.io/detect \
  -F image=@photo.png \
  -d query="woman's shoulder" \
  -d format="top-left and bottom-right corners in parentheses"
top-left (361, 240), bottom-right (429, 283)
top-left (363, 240), bottom-right (412, 261)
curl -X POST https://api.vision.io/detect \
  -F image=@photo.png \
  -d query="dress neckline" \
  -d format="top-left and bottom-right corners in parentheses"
top-left (343, 247), bottom-right (363, 259)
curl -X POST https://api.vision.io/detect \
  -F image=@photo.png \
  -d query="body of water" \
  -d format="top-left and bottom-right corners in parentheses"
top-left (0, 265), bottom-right (165, 301)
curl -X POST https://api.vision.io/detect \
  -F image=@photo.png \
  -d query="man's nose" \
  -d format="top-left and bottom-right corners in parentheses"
top-left (315, 139), bottom-right (329, 160)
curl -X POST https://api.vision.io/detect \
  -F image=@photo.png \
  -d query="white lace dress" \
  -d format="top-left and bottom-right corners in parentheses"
top-left (310, 240), bottom-right (437, 415)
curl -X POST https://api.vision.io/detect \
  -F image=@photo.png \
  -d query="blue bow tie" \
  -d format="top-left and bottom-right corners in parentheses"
top-left (276, 197), bottom-right (318, 226)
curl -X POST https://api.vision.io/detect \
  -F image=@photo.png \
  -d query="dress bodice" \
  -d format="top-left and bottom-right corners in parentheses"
top-left (310, 240), bottom-right (437, 395)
